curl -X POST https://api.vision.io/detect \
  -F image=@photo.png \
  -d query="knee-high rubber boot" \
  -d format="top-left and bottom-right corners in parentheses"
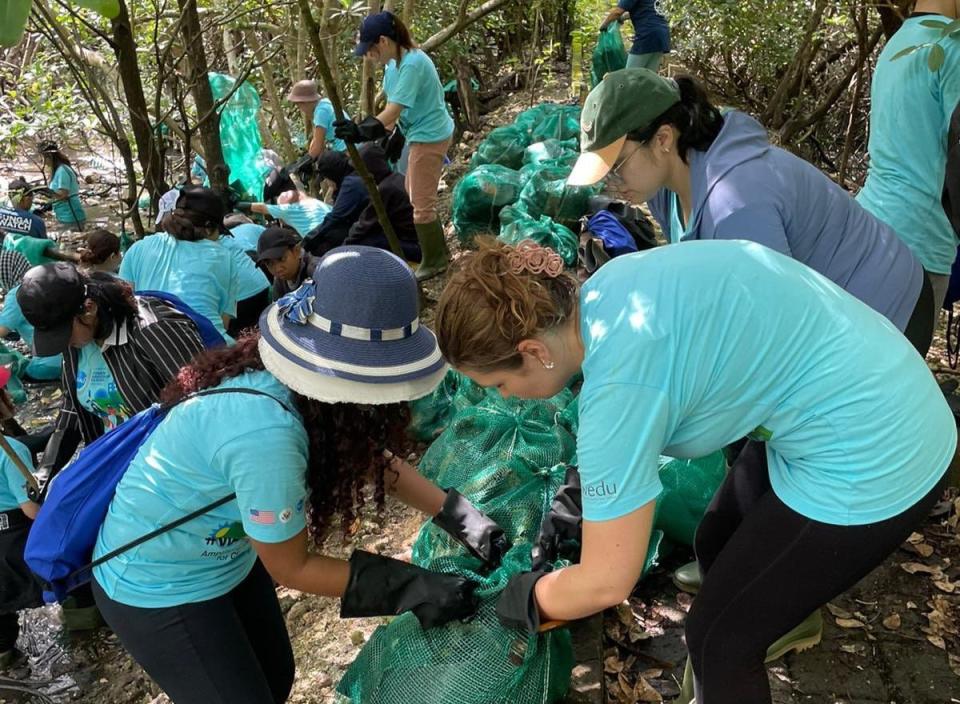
top-left (414, 220), bottom-right (449, 282)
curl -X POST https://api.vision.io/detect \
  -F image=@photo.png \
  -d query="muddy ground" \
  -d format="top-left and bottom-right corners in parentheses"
top-left (1, 68), bottom-right (959, 704)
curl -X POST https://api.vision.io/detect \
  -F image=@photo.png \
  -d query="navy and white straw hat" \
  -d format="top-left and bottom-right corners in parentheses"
top-left (258, 246), bottom-right (448, 404)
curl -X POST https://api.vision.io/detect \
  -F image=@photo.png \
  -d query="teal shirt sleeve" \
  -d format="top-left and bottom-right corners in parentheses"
top-left (2, 437), bottom-right (35, 506)
top-left (313, 100), bottom-right (334, 131)
top-left (49, 165), bottom-right (74, 193)
top-left (941, 53), bottom-right (960, 127)
top-left (577, 383), bottom-right (670, 521)
top-left (388, 57), bottom-right (427, 108)
top-left (118, 242), bottom-right (139, 284)
top-left (215, 423), bottom-right (308, 543)
top-left (0, 289), bottom-right (23, 332)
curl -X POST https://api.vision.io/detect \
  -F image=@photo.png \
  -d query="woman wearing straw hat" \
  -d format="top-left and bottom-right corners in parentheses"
top-left (433, 237), bottom-right (955, 704)
top-left (334, 11), bottom-right (454, 281)
top-left (89, 246), bottom-right (507, 704)
top-left (286, 79), bottom-right (351, 159)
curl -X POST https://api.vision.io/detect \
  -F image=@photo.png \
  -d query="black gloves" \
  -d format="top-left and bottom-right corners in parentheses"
top-left (334, 116), bottom-right (387, 144)
top-left (433, 489), bottom-right (512, 567)
top-left (496, 570), bottom-right (547, 632)
top-left (339, 550), bottom-right (478, 628)
top-left (531, 466), bottom-right (582, 570)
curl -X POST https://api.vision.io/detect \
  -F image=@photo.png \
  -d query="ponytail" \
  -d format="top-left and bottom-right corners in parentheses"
top-left (628, 74), bottom-right (723, 162)
top-left (161, 208), bottom-right (215, 242)
top-left (85, 270), bottom-right (138, 337)
top-left (390, 14), bottom-right (418, 50)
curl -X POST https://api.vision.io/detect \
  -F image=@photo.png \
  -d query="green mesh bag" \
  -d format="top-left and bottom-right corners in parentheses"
top-left (513, 104), bottom-right (562, 139)
top-left (407, 370), bottom-right (489, 443)
top-left (591, 24), bottom-right (627, 87)
top-left (518, 165), bottom-right (599, 224)
top-left (653, 451), bottom-right (728, 546)
top-left (208, 72), bottom-right (271, 201)
top-left (470, 126), bottom-right (531, 170)
top-left (451, 165), bottom-right (524, 244)
top-left (529, 107), bottom-right (581, 144)
top-left (498, 211), bottom-right (578, 267)
top-left (523, 140), bottom-right (579, 168)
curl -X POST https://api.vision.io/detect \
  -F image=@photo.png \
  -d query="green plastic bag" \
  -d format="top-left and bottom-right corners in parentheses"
top-left (518, 165), bottom-right (599, 224)
top-left (3, 232), bottom-right (53, 266)
top-left (513, 105), bottom-right (563, 139)
top-left (654, 451), bottom-right (728, 546)
top-left (530, 107), bottom-right (581, 143)
top-left (470, 126), bottom-right (530, 170)
top-left (208, 73), bottom-right (271, 201)
top-left (523, 140), bottom-right (579, 168)
top-left (499, 210), bottom-right (578, 267)
top-left (451, 165), bottom-right (524, 244)
top-left (591, 25), bottom-right (627, 87)
top-left (1, 0), bottom-right (32, 48)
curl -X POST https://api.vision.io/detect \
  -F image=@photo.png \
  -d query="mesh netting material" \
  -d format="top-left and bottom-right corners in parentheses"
top-left (591, 24), bottom-right (627, 87)
top-left (654, 451), bottom-right (728, 546)
top-left (499, 209), bottom-right (579, 266)
top-left (523, 140), bottom-right (579, 169)
top-left (208, 72), bottom-right (271, 201)
top-left (518, 165), bottom-right (600, 225)
top-left (451, 165), bottom-right (524, 244)
top-left (528, 107), bottom-right (581, 144)
top-left (469, 126), bottom-right (531, 170)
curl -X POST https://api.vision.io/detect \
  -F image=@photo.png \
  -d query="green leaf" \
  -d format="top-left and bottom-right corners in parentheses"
top-left (928, 42), bottom-right (946, 71)
top-left (890, 44), bottom-right (921, 60)
top-left (944, 18), bottom-right (960, 35)
top-left (919, 19), bottom-right (950, 30)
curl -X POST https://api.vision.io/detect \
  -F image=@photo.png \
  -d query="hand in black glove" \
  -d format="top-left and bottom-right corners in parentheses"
top-left (334, 116), bottom-right (387, 144)
top-left (496, 569), bottom-right (548, 632)
top-left (339, 550), bottom-right (478, 628)
top-left (433, 489), bottom-right (512, 567)
top-left (531, 465), bottom-right (582, 571)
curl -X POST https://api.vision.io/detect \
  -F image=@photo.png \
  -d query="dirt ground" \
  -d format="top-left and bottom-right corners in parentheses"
top-left (1, 68), bottom-right (959, 704)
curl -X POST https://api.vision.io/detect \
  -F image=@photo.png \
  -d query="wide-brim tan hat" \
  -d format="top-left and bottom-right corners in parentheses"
top-left (287, 79), bottom-right (320, 103)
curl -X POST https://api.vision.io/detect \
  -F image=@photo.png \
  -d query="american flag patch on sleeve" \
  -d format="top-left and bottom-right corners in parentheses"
top-left (249, 509), bottom-right (276, 525)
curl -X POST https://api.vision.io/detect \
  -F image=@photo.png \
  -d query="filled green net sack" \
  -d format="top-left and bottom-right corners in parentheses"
top-left (470, 126), bottom-right (531, 170)
top-left (407, 370), bottom-right (489, 443)
top-left (591, 24), bottom-right (627, 87)
top-left (653, 451), bottom-right (727, 546)
top-left (499, 210), bottom-right (578, 267)
top-left (208, 72), bottom-right (271, 201)
top-left (530, 106), bottom-right (581, 144)
top-left (523, 140), bottom-right (579, 169)
top-left (451, 165), bottom-right (524, 244)
top-left (518, 165), bottom-right (599, 224)
top-left (513, 104), bottom-right (563, 139)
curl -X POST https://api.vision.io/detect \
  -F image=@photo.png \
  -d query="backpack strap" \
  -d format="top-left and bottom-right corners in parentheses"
top-left (66, 387), bottom-right (296, 585)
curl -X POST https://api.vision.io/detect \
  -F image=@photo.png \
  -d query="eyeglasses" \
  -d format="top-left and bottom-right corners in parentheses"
top-left (608, 144), bottom-right (639, 182)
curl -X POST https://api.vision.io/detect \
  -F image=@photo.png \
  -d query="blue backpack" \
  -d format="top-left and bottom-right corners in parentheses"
top-left (25, 388), bottom-right (290, 602)
top-left (136, 290), bottom-right (226, 349)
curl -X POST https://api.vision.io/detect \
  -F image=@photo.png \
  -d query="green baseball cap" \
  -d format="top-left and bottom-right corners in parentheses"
top-left (568, 68), bottom-right (681, 186)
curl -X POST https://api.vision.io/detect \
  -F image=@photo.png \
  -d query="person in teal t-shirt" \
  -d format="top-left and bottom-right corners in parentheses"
top-left (89, 247), bottom-right (502, 704)
top-left (285, 79), bottom-right (350, 157)
top-left (121, 188), bottom-right (239, 339)
top-left (248, 191), bottom-right (332, 237)
top-left (39, 141), bottom-right (86, 229)
top-left (335, 11), bottom-right (455, 281)
top-left (434, 238), bottom-right (956, 704)
top-left (857, 0), bottom-right (960, 318)
top-left (0, 286), bottom-right (63, 381)
top-left (219, 226), bottom-right (269, 336)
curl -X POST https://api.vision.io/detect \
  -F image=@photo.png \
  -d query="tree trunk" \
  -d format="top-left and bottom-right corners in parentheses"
top-left (359, 0), bottom-right (381, 116)
top-left (177, 0), bottom-right (229, 193)
top-left (455, 57), bottom-right (480, 131)
top-left (420, 0), bottom-right (519, 53)
top-left (111, 0), bottom-right (166, 205)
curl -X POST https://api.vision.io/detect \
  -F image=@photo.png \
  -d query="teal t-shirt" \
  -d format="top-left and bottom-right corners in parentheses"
top-left (218, 236), bottom-right (269, 300)
top-left (119, 233), bottom-right (238, 339)
top-left (0, 286), bottom-right (63, 378)
top-left (0, 436), bottom-right (34, 511)
top-left (228, 223), bottom-right (265, 252)
top-left (76, 342), bottom-right (133, 431)
top-left (577, 240), bottom-right (956, 527)
top-left (384, 50), bottom-right (454, 144)
top-left (49, 164), bottom-right (86, 225)
top-left (265, 201), bottom-right (332, 237)
top-left (669, 193), bottom-right (688, 244)
top-left (313, 99), bottom-right (349, 152)
top-left (857, 15), bottom-right (960, 274)
top-left (92, 371), bottom-right (307, 607)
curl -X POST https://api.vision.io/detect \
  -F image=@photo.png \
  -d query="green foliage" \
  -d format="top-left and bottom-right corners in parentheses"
top-left (889, 19), bottom-right (960, 72)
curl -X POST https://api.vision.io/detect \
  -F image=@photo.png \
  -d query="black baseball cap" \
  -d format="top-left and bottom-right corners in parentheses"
top-left (17, 263), bottom-right (87, 356)
top-left (177, 185), bottom-right (228, 233)
top-left (256, 226), bottom-right (301, 263)
top-left (353, 12), bottom-right (397, 56)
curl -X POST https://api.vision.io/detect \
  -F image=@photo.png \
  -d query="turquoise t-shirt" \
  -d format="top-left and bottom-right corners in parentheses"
top-left (76, 342), bottom-right (133, 431)
top-left (265, 201), bottom-right (332, 237)
top-left (857, 15), bottom-right (960, 274)
top-left (384, 50), bottom-right (454, 144)
top-left (92, 370), bottom-right (307, 607)
top-left (0, 286), bottom-right (62, 379)
top-left (313, 99), bottom-right (349, 152)
top-left (228, 223), bottom-right (265, 252)
top-left (119, 233), bottom-right (238, 339)
top-left (577, 240), bottom-right (956, 527)
top-left (669, 193), bottom-right (687, 244)
top-left (218, 236), bottom-right (269, 300)
top-left (0, 436), bottom-right (34, 511)
top-left (49, 164), bottom-right (86, 226)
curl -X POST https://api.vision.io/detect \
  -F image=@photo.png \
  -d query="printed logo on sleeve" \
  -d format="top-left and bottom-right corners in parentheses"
top-left (249, 509), bottom-right (275, 525)
top-left (279, 508), bottom-right (293, 524)
top-left (583, 480), bottom-right (618, 499)
top-left (295, 498), bottom-right (305, 514)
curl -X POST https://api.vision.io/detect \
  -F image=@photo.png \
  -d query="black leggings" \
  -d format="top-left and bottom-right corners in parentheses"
top-left (92, 560), bottom-right (294, 704)
top-left (904, 269), bottom-right (935, 357)
top-left (687, 440), bottom-right (948, 704)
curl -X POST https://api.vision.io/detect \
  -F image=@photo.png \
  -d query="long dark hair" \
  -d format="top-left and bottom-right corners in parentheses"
top-left (85, 271), bottom-right (139, 339)
top-left (79, 228), bottom-right (121, 266)
top-left (160, 333), bottom-right (412, 544)
top-left (38, 141), bottom-right (74, 175)
top-left (160, 209), bottom-right (215, 242)
top-left (389, 13), bottom-right (417, 50)
top-left (628, 75), bottom-right (724, 163)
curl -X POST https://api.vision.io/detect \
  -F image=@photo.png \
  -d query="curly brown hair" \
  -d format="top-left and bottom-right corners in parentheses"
top-left (160, 332), bottom-right (411, 543)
